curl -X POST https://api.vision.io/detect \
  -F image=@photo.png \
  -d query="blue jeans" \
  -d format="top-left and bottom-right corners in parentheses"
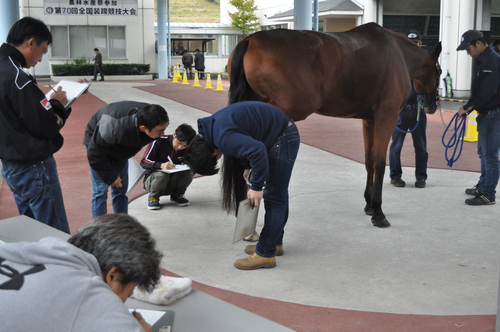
top-left (255, 123), bottom-right (300, 258)
top-left (476, 110), bottom-right (500, 199)
top-left (1, 156), bottom-right (70, 233)
top-left (389, 106), bottom-right (428, 180)
top-left (89, 158), bottom-right (129, 217)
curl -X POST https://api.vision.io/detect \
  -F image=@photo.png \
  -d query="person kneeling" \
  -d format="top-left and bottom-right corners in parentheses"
top-left (141, 124), bottom-right (197, 209)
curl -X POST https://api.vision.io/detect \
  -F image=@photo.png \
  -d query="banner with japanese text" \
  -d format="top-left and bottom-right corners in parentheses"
top-left (44, 0), bottom-right (138, 16)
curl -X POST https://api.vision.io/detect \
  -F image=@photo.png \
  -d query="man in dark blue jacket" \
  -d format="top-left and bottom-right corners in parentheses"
top-left (0, 17), bottom-right (71, 233)
top-left (184, 101), bottom-right (300, 270)
top-left (84, 101), bottom-right (169, 217)
top-left (457, 30), bottom-right (500, 205)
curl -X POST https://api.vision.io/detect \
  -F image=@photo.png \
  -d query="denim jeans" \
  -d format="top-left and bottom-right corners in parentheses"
top-left (255, 123), bottom-right (300, 258)
top-left (476, 110), bottom-right (500, 199)
top-left (1, 156), bottom-right (70, 233)
top-left (89, 158), bottom-right (129, 217)
top-left (389, 106), bottom-right (428, 180)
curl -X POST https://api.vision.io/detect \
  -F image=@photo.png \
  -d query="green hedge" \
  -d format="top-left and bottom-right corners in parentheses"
top-left (52, 63), bottom-right (150, 76)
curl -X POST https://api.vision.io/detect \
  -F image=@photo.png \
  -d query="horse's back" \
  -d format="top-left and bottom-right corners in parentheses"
top-left (231, 23), bottom-right (413, 121)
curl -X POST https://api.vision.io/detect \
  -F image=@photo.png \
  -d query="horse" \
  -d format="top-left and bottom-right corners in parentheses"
top-left (228, 23), bottom-right (442, 227)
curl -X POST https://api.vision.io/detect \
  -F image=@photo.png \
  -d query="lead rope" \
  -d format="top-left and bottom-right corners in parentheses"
top-left (394, 102), bottom-right (421, 134)
top-left (441, 113), bottom-right (466, 167)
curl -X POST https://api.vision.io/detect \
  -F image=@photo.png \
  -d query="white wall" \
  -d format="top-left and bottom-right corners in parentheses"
top-left (21, 0), bottom-right (156, 75)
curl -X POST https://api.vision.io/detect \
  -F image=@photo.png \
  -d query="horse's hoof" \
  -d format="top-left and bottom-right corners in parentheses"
top-left (364, 206), bottom-right (374, 216)
top-left (372, 218), bottom-right (390, 228)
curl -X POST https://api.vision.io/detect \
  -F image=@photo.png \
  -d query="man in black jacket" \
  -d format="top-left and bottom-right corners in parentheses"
top-left (141, 124), bottom-right (196, 209)
top-left (0, 17), bottom-right (71, 233)
top-left (83, 101), bottom-right (169, 217)
top-left (92, 48), bottom-right (104, 81)
top-left (457, 30), bottom-right (500, 206)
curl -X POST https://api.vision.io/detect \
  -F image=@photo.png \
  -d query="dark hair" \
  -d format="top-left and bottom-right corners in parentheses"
top-left (470, 37), bottom-right (487, 47)
top-left (175, 123), bottom-right (196, 143)
top-left (183, 136), bottom-right (219, 175)
top-left (136, 104), bottom-right (169, 131)
top-left (68, 214), bottom-right (162, 292)
top-left (195, 49), bottom-right (200, 52)
top-left (94, 48), bottom-right (99, 51)
top-left (221, 156), bottom-right (247, 214)
top-left (7, 17), bottom-right (52, 47)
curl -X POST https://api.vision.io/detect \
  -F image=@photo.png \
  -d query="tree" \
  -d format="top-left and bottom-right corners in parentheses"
top-left (228, 0), bottom-right (260, 35)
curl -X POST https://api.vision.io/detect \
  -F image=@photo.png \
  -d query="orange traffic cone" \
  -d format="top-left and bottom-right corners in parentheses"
top-left (214, 72), bottom-right (225, 91)
top-left (192, 71), bottom-right (201, 87)
top-left (204, 72), bottom-right (214, 90)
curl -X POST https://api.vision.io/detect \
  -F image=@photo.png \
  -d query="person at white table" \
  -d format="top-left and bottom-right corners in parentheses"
top-left (0, 214), bottom-right (162, 332)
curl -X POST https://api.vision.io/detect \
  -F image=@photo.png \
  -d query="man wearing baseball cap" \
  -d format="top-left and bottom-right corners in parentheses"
top-left (389, 30), bottom-right (429, 189)
top-left (457, 29), bottom-right (500, 205)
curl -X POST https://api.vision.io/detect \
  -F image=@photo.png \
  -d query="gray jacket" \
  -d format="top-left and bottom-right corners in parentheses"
top-left (0, 238), bottom-right (144, 331)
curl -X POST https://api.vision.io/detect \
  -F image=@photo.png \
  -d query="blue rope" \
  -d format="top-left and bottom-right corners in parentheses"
top-left (394, 104), bottom-right (421, 134)
top-left (441, 113), bottom-right (467, 167)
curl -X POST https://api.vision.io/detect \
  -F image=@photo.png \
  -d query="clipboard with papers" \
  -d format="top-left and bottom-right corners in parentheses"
top-left (233, 199), bottom-right (260, 244)
top-left (160, 164), bottom-right (190, 174)
top-left (44, 79), bottom-right (91, 109)
top-left (129, 309), bottom-right (174, 332)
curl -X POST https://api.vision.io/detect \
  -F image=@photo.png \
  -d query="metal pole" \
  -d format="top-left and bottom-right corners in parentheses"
top-left (167, 0), bottom-right (171, 78)
top-left (157, 0), bottom-right (167, 79)
top-left (313, 0), bottom-right (319, 31)
top-left (0, 0), bottom-right (19, 44)
top-left (294, 0), bottom-right (312, 30)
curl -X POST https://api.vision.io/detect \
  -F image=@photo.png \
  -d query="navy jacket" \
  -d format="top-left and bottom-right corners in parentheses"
top-left (466, 46), bottom-right (500, 113)
top-left (197, 101), bottom-right (290, 191)
top-left (83, 101), bottom-right (156, 185)
top-left (0, 43), bottom-right (70, 161)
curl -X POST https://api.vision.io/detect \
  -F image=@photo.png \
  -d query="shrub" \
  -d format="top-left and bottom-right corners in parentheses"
top-left (52, 63), bottom-right (150, 76)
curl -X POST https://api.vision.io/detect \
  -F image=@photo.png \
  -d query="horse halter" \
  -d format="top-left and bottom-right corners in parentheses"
top-left (417, 54), bottom-right (442, 114)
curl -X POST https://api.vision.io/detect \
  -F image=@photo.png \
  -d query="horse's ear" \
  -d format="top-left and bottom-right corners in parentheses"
top-left (433, 41), bottom-right (442, 58)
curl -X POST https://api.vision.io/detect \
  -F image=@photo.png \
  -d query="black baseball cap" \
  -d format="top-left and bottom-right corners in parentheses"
top-left (456, 30), bottom-right (484, 51)
top-left (405, 31), bottom-right (421, 43)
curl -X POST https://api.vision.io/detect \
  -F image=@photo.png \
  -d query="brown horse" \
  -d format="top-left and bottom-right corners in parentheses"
top-left (228, 23), bottom-right (441, 227)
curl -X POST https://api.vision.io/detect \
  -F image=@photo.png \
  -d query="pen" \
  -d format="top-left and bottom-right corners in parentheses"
top-left (48, 85), bottom-right (57, 94)
top-left (132, 309), bottom-right (137, 317)
top-left (167, 156), bottom-right (174, 164)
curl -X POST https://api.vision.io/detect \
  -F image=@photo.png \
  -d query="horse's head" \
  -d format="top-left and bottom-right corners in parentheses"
top-left (414, 42), bottom-right (442, 114)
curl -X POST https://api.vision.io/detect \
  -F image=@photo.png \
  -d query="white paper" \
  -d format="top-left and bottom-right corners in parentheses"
top-left (127, 157), bottom-right (146, 195)
top-left (45, 79), bottom-right (91, 109)
top-left (233, 199), bottom-right (260, 244)
top-left (160, 164), bottom-right (190, 174)
top-left (129, 309), bottom-right (165, 325)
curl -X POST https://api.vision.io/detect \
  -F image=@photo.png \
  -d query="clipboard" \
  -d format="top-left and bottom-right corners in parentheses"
top-left (45, 79), bottom-right (91, 109)
top-left (233, 199), bottom-right (260, 244)
top-left (129, 309), bottom-right (174, 332)
top-left (127, 157), bottom-right (146, 195)
top-left (160, 164), bottom-right (190, 174)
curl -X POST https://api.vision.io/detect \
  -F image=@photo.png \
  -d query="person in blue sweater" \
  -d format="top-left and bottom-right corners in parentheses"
top-left (184, 101), bottom-right (300, 270)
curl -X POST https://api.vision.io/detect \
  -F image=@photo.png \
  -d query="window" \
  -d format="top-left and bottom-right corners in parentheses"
top-left (49, 26), bottom-right (126, 59)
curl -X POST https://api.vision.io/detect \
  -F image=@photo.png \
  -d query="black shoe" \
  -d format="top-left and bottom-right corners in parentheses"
top-left (390, 178), bottom-right (406, 187)
top-left (415, 179), bottom-right (426, 188)
top-left (465, 185), bottom-right (480, 196)
top-left (99, 78), bottom-right (105, 81)
top-left (465, 192), bottom-right (495, 205)
top-left (91, 78), bottom-right (97, 81)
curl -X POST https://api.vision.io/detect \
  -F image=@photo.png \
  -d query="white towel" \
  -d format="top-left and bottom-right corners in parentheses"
top-left (131, 276), bottom-right (192, 305)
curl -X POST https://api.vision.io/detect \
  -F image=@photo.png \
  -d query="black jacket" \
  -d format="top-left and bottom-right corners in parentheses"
top-left (83, 101), bottom-right (156, 185)
top-left (140, 135), bottom-right (185, 179)
top-left (0, 43), bottom-right (70, 161)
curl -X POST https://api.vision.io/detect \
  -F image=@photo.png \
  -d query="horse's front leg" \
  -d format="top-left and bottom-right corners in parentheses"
top-left (362, 119), bottom-right (390, 227)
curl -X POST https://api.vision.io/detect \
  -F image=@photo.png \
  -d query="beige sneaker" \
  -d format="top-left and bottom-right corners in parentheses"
top-left (234, 253), bottom-right (276, 270)
top-left (244, 244), bottom-right (284, 256)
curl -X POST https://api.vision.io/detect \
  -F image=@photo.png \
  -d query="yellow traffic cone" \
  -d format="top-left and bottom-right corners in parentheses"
top-left (204, 72), bottom-right (214, 90)
top-left (175, 64), bottom-right (182, 81)
top-left (192, 71), bottom-right (202, 87)
top-left (463, 110), bottom-right (478, 142)
top-left (181, 69), bottom-right (189, 85)
top-left (214, 72), bottom-right (226, 91)
top-left (171, 65), bottom-right (179, 83)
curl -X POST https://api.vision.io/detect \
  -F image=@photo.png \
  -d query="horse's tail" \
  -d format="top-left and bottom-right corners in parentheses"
top-left (228, 39), bottom-right (255, 104)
